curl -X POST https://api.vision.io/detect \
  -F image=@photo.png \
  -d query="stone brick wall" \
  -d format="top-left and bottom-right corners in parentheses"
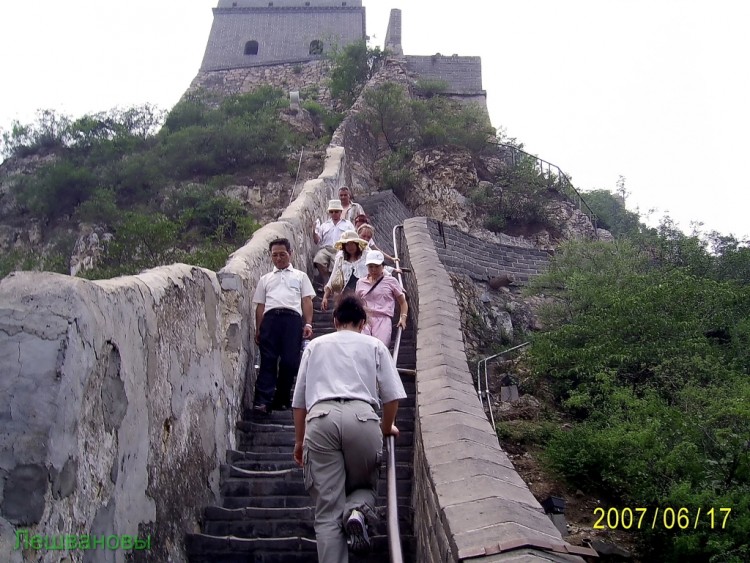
top-left (384, 8), bottom-right (403, 56)
top-left (200, 4), bottom-right (365, 70)
top-left (189, 59), bottom-right (333, 107)
top-left (0, 147), bottom-right (345, 563)
top-left (357, 190), bottom-right (412, 258)
top-left (402, 217), bottom-right (584, 562)
top-left (405, 54), bottom-right (485, 96)
top-left (427, 219), bottom-right (552, 285)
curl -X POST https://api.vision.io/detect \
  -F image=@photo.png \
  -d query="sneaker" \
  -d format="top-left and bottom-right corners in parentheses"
top-left (345, 509), bottom-right (370, 552)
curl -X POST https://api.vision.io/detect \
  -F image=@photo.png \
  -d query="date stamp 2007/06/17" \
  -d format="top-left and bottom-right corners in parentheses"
top-left (593, 507), bottom-right (732, 530)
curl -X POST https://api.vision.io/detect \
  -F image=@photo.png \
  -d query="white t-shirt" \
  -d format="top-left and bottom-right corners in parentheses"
top-left (292, 330), bottom-right (406, 410)
top-left (252, 265), bottom-right (315, 316)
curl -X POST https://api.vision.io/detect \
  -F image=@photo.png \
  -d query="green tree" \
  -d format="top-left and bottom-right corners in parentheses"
top-left (14, 159), bottom-right (96, 220)
top-left (526, 238), bottom-right (750, 561)
top-left (582, 188), bottom-right (641, 237)
top-left (328, 41), bottom-right (385, 107)
top-left (361, 83), bottom-right (415, 151)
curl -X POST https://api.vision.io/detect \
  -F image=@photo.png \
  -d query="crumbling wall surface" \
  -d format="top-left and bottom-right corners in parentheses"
top-left (188, 59), bottom-right (334, 107)
top-left (0, 144), bottom-right (347, 563)
top-left (0, 266), bottom-right (231, 563)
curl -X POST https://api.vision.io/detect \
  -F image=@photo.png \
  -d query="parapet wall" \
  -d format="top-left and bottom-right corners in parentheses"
top-left (0, 147), bottom-right (345, 563)
top-left (401, 217), bottom-right (585, 562)
top-left (0, 266), bottom-right (231, 562)
top-left (427, 219), bottom-right (552, 284)
top-left (405, 54), bottom-right (485, 96)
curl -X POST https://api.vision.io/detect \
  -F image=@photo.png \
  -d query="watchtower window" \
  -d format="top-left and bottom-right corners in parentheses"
top-left (245, 40), bottom-right (259, 55)
top-left (309, 40), bottom-right (323, 55)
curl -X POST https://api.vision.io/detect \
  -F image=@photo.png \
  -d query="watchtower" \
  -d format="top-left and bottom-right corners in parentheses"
top-left (200, 0), bottom-right (366, 71)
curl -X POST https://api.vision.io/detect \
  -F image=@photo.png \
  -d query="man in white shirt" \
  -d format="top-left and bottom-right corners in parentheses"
top-left (338, 186), bottom-right (365, 223)
top-left (292, 295), bottom-right (406, 561)
top-left (313, 199), bottom-right (354, 287)
top-left (252, 238), bottom-right (315, 413)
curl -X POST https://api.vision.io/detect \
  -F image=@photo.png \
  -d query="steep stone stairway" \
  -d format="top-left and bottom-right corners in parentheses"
top-left (186, 293), bottom-right (417, 562)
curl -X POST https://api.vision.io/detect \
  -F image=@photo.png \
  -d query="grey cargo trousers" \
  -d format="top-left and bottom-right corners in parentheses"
top-left (303, 399), bottom-right (383, 563)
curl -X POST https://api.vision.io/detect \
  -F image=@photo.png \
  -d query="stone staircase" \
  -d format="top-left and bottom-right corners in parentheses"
top-left (186, 294), bottom-right (417, 562)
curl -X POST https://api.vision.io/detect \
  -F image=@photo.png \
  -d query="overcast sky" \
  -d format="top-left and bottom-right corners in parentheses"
top-left (1, 1), bottom-right (747, 239)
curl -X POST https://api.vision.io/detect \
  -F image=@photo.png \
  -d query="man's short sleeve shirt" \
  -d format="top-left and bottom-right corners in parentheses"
top-left (253, 265), bottom-right (315, 316)
top-left (319, 219), bottom-right (355, 247)
top-left (344, 202), bottom-right (365, 223)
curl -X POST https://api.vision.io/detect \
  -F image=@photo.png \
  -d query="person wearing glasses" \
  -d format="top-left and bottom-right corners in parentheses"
top-left (314, 199), bottom-right (354, 288)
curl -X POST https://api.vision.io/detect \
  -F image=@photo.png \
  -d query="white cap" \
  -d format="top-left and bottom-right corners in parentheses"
top-left (365, 250), bottom-right (385, 265)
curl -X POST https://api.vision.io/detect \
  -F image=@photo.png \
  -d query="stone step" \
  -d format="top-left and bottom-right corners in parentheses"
top-left (186, 533), bottom-right (416, 563)
top-left (223, 495), bottom-right (313, 509)
top-left (185, 534), bottom-right (317, 562)
top-left (227, 445), bottom-right (414, 465)
top-left (237, 425), bottom-right (413, 446)
top-left (221, 486), bottom-right (412, 511)
top-left (236, 408), bottom-right (416, 434)
top-left (221, 461), bottom-right (414, 481)
top-left (201, 505), bottom-right (413, 539)
top-left (220, 472), bottom-right (413, 500)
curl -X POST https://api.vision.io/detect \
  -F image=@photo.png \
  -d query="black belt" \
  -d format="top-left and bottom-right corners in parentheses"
top-left (266, 308), bottom-right (300, 316)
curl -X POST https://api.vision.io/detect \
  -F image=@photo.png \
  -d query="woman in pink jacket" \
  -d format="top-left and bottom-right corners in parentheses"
top-left (355, 251), bottom-right (408, 347)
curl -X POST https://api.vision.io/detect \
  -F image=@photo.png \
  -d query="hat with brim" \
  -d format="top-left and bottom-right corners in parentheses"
top-left (365, 250), bottom-right (385, 265)
top-left (327, 199), bottom-right (344, 212)
top-left (334, 230), bottom-right (368, 251)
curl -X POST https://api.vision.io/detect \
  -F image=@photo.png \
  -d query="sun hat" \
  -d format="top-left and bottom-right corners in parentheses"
top-left (334, 230), bottom-right (368, 251)
top-left (365, 250), bottom-right (385, 265)
top-left (327, 199), bottom-right (344, 212)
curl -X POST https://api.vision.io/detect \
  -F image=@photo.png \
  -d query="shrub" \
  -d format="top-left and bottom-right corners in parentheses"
top-left (82, 212), bottom-right (182, 278)
top-left (180, 195), bottom-right (258, 243)
top-left (413, 79), bottom-right (449, 98)
top-left (526, 237), bottom-right (750, 561)
top-left (1, 109), bottom-right (71, 158)
top-left (75, 188), bottom-right (120, 226)
top-left (329, 41), bottom-right (385, 107)
top-left (378, 148), bottom-right (414, 198)
top-left (14, 159), bottom-right (96, 220)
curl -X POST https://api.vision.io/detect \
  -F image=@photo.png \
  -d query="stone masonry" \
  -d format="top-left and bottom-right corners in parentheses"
top-left (0, 146), bottom-right (346, 563)
top-left (427, 218), bottom-right (552, 285)
top-left (400, 217), bottom-right (587, 562)
top-left (200, 0), bottom-right (365, 70)
top-left (189, 59), bottom-right (334, 107)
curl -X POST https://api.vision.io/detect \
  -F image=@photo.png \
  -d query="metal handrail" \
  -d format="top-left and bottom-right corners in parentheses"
top-left (287, 147), bottom-right (305, 206)
top-left (476, 342), bottom-right (530, 433)
top-left (384, 223), bottom-right (406, 563)
top-left (490, 140), bottom-right (599, 236)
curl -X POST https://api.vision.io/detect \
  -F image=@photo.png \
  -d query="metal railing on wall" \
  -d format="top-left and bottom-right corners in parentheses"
top-left (383, 224), bottom-right (407, 563)
top-left (490, 141), bottom-right (600, 236)
top-left (477, 342), bottom-right (530, 435)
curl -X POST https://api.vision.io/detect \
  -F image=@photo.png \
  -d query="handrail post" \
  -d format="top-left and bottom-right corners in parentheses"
top-left (476, 342), bottom-right (531, 442)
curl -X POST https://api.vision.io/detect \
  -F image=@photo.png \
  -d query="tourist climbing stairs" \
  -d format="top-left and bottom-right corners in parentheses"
top-left (185, 293), bottom-right (416, 562)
